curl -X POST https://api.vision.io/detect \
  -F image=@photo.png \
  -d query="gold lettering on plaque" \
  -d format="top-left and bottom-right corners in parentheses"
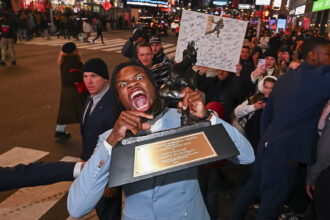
top-left (133, 132), bottom-right (217, 177)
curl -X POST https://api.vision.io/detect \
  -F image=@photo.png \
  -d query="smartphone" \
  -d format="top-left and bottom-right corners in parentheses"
top-left (259, 97), bottom-right (268, 103)
top-left (258, 59), bottom-right (266, 68)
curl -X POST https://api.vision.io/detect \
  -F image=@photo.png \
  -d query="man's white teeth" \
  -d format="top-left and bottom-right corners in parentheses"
top-left (131, 90), bottom-right (144, 99)
top-left (135, 103), bottom-right (148, 110)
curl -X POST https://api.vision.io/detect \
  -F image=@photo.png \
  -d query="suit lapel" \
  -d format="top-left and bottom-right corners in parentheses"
top-left (82, 89), bottom-right (112, 130)
top-left (88, 89), bottom-right (110, 120)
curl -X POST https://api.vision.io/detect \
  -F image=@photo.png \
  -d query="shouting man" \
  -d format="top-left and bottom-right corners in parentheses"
top-left (68, 61), bottom-right (254, 219)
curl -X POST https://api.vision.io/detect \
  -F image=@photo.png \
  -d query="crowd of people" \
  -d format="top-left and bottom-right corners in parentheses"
top-left (0, 13), bottom-right (329, 220)
top-left (0, 9), bottom-right (107, 41)
top-left (0, 9), bottom-right (112, 66)
top-left (65, 27), bottom-right (329, 220)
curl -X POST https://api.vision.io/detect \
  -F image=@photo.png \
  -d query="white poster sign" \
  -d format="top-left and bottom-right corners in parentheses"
top-left (295, 5), bottom-right (306, 15)
top-left (255, 0), bottom-right (271, 5)
top-left (273, 0), bottom-right (282, 7)
top-left (175, 10), bottom-right (248, 73)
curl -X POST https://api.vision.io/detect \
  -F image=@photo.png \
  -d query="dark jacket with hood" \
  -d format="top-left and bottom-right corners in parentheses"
top-left (198, 72), bottom-right (242, 123)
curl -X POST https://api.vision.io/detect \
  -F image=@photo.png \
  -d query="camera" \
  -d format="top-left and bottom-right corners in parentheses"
top-left (259, 97), bottom-right (268, 103)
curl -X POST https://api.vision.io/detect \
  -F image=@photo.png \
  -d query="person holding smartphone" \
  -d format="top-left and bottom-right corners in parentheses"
top-left (234, 76), bottom-right (277, 151)
top-left (242, 49), bottom-right (282, 97)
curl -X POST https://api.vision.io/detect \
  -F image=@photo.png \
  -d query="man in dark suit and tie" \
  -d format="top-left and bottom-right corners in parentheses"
top-left (0, 161), bottom-right (81, 192)
top-left (233, 37), bottom-right (330, 219)
top-left (81, 58), bottom-right (120, 161)
top-left (81, 58), bottom-right (121, 220)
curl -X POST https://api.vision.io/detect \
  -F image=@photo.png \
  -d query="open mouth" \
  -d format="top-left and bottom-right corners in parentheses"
top-left (129, 88), bottom-right (151, 112)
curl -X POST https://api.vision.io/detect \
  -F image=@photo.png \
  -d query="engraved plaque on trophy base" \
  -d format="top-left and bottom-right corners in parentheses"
top-left (134, 132), bottom-right (217, 177)
top-left (108, 123), bottom-right (239, 187)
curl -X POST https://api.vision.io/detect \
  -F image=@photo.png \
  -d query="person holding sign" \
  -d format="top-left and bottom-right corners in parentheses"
top-left (67, 61), bottom-right (255, 219)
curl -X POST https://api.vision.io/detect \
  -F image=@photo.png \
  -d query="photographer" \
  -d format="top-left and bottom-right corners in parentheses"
top-left (121, 28), bottom-right (148, 60)
top-left (241, 48), bottom-right (282, 97)
top-left (234, 76), bottom-right (277, 151)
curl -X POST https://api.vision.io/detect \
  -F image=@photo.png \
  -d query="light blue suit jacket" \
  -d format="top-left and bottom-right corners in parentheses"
top-left (68, 109), bottom-right (255, 219)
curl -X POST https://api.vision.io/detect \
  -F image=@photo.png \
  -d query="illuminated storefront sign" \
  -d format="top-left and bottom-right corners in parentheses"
top-left (213, 0), bottom-right (228, 6)
top-left (22, 0), bottom-right (46, 10)
top-left (303, 17), bottom-right (310, 30)
top-left (276, 18), bottom-right (286, 32)
top-left (94, 0), bottom-right (107, 4)
top-left (295, 5), bottom-right (306, 15)
top-left (238, 4), bottom-right (251, 9)
top-left (312, 0), bottom-right (330, 12)
top-left (273, 0), bottom-right (282, 8)
top-left (51, 0), bottom-right (75, 5)
top-left (255, 0), bottom-right (271, 6)
top-left (126, 0), bottom-right (168, 7)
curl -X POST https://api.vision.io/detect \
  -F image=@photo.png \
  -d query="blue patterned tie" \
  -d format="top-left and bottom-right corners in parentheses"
top-left (84, 97), bottom-right (93, 124)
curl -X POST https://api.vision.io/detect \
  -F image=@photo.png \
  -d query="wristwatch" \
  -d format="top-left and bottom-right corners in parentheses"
top-left (200, 109), bottom-right (212, 121)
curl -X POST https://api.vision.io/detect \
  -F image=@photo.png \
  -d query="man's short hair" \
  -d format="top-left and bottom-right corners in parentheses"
top-left (242, 46), bottom-right (250, 50)
top-left (136, 42), bottom-right (152, 53)
top-left (301, 37), bottom-right (329, 59)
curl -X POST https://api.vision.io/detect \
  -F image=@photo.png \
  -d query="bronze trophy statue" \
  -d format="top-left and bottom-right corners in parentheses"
top-left (159, 41), bottom-right (202, 126)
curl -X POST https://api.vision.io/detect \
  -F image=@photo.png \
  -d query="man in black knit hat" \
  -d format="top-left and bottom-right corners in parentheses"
top-left (81, 58), bottom-right (121, 220)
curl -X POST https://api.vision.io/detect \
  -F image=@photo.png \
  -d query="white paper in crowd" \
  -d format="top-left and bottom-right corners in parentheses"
top-left (175, 10), bottom-right (248, 73)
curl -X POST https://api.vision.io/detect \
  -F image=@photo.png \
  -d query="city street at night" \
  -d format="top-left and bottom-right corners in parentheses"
top-left (0, 31), bottom-right (242, 220)
top-left (0, 0), bottom-right (329, 218)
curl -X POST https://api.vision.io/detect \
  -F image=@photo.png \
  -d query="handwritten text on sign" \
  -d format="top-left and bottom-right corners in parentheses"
top-left (175, 10), bottom-right (248, 73)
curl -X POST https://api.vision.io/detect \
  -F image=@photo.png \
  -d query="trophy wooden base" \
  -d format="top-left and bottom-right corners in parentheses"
top-left (108, 122), bottom-right (239, 187)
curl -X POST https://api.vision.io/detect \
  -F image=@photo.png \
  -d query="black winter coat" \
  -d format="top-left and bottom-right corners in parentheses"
top-left (197, 73), bottom-right (242, 123)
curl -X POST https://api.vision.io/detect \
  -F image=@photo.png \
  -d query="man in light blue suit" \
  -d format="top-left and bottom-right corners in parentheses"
top-left (67, 61), bottom-right (255, 219)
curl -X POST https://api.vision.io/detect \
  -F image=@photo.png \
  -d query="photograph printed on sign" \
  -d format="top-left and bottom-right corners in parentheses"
top-left (175, 10), bottom-right (248, 72)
